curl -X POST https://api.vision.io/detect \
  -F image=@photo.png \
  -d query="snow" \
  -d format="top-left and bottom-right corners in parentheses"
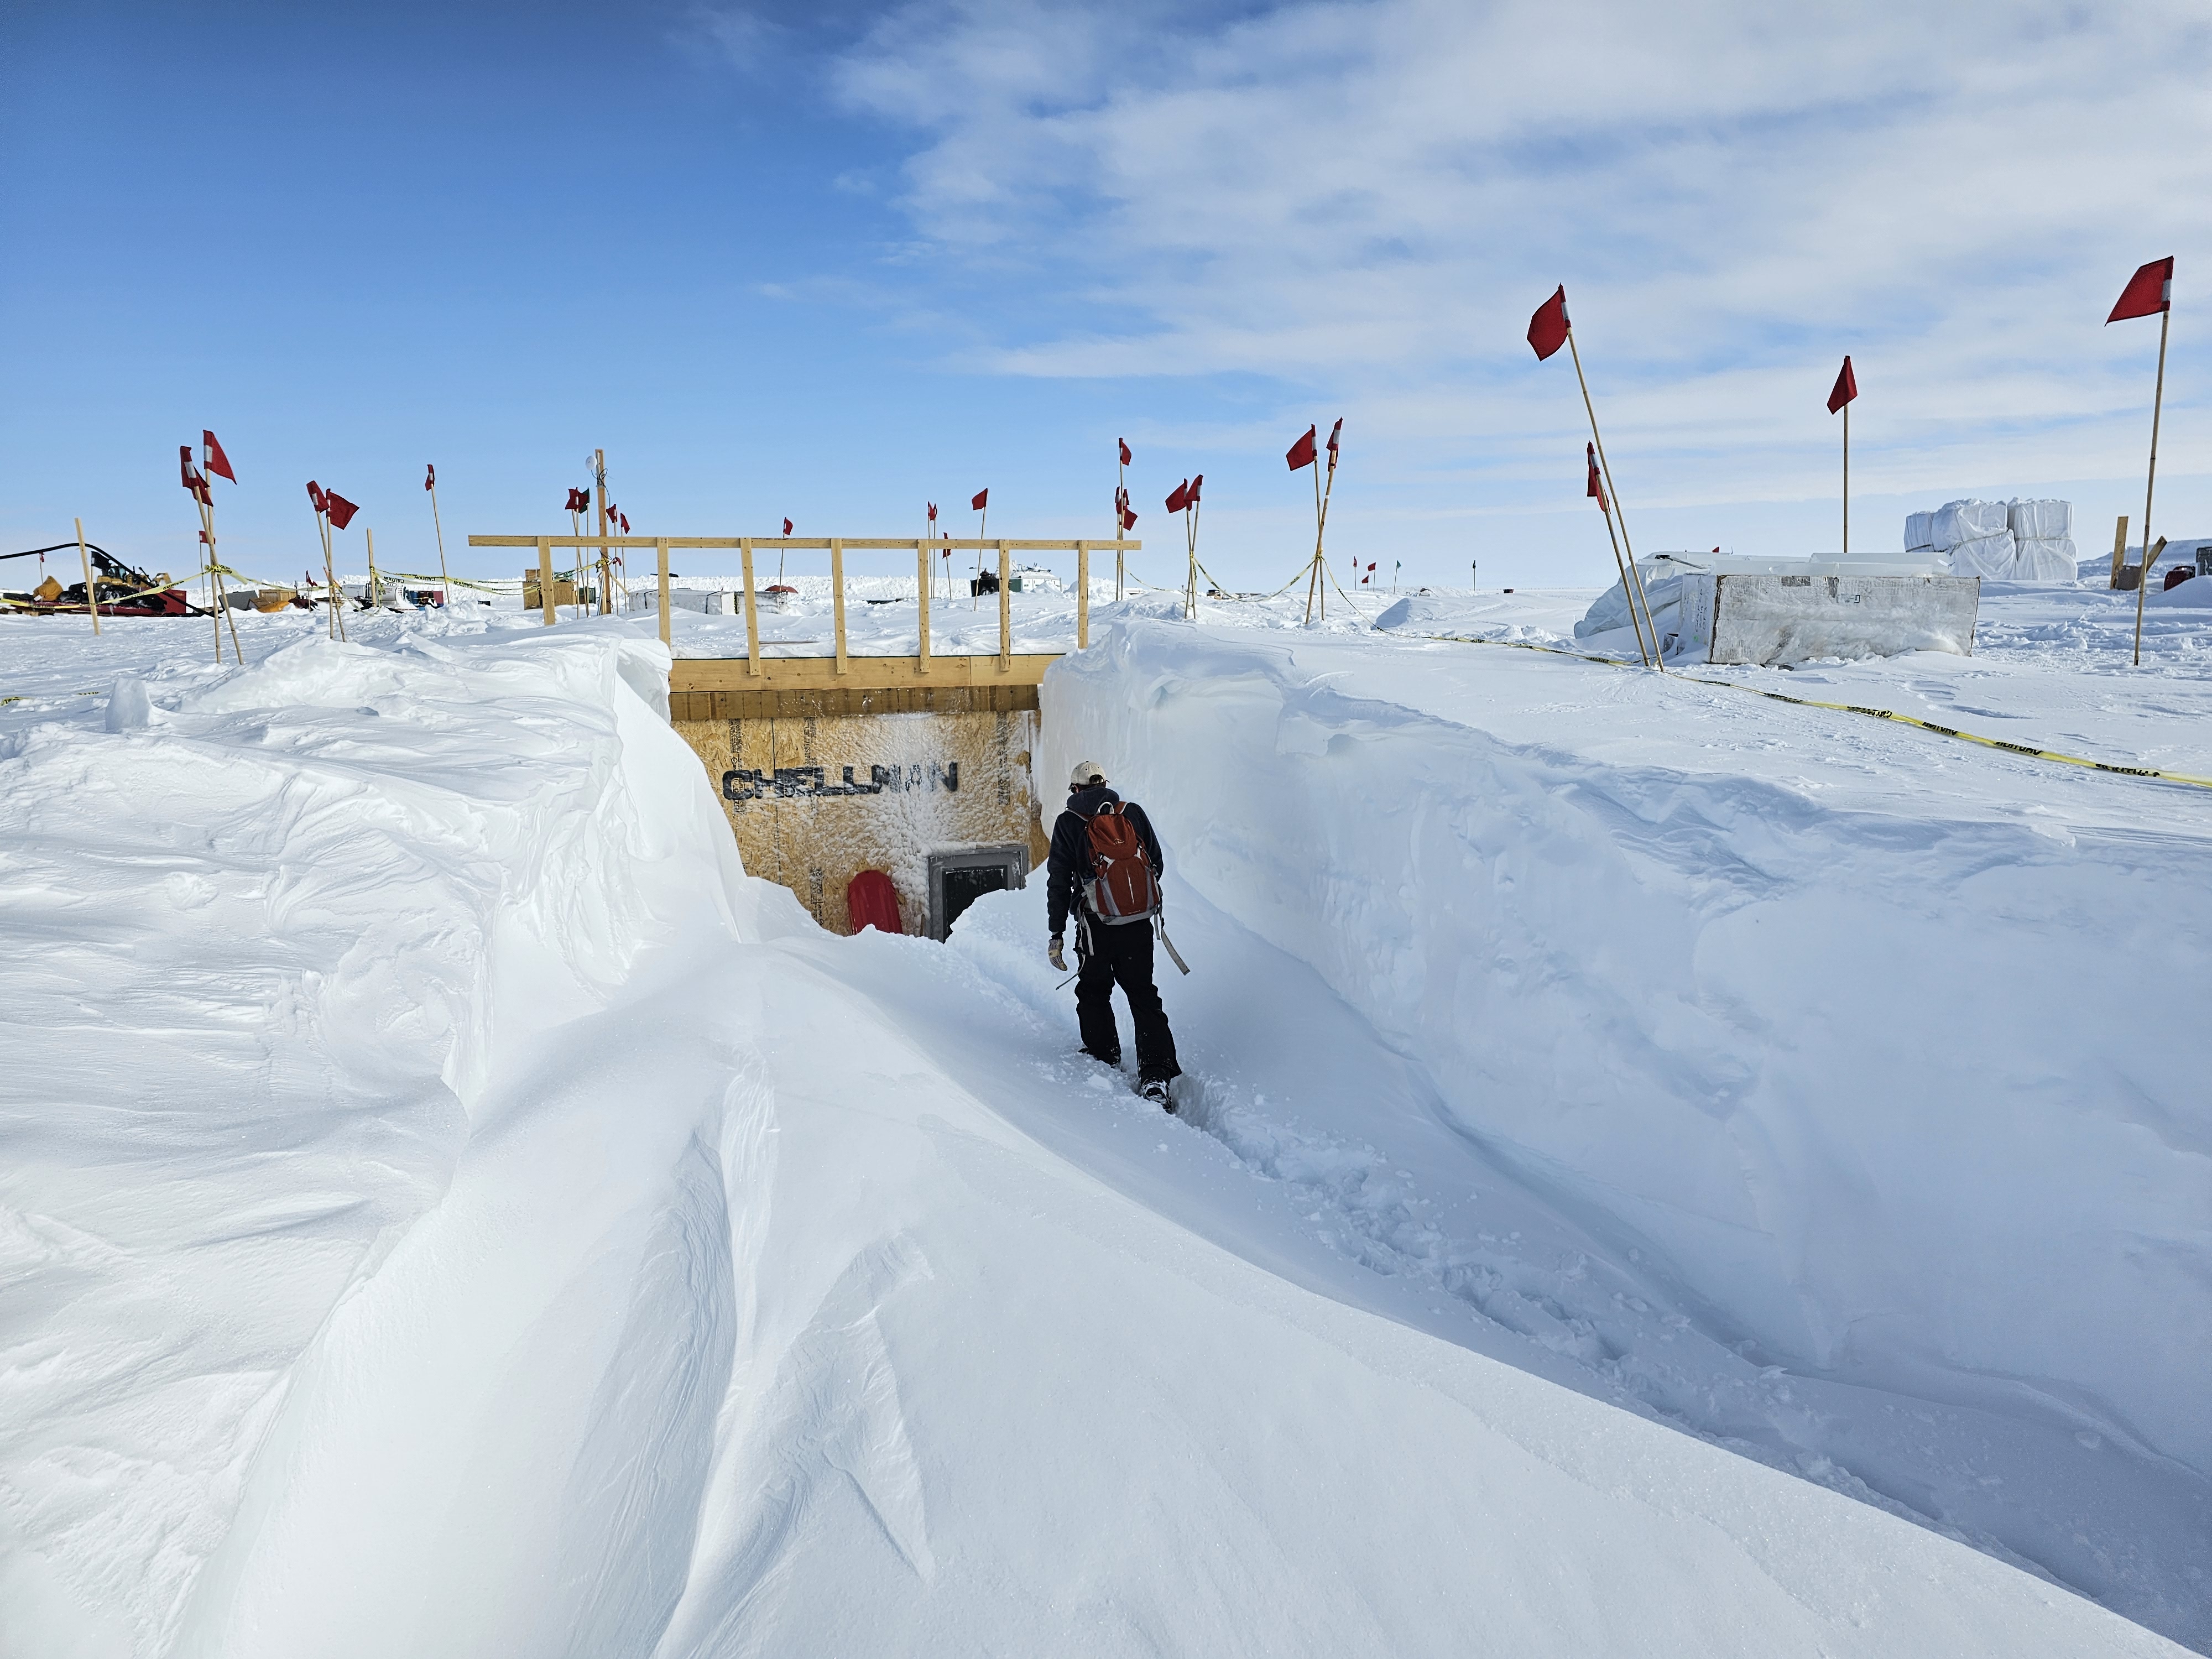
top-left (0, 590), bottom-right (2203, 1655)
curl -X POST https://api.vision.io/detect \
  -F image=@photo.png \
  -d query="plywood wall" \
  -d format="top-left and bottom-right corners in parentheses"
top-left (672, 690), bottom-right (1048, 936)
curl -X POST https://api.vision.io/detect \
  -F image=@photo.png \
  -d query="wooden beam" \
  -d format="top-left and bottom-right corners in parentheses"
top-left (831, 538), bottom-right (848, 675)
top-left (740, 539), bottom-right (760, 676)
top-left (670, 682), bottom-right (1041, 722)
top-left (670, 653), bottom-right (1059, 694)
top-left (656, 539), bottom-right (671, 648)
top-left (539, 538), bottom-right (555, 627)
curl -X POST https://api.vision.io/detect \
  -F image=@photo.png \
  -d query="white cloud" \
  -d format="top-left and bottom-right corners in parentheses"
top-left (828, 0), bottom-right (2212, 508)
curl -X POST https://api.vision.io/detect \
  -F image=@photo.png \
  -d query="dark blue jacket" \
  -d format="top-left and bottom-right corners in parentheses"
top-left (1047, 784), bottom-right (1162, 936)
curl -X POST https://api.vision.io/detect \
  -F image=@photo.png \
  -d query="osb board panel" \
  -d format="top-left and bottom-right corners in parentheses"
top-left (669, 684), bottom-right (1039, 723)
top-left (674, 707), bottom-right (1047, 936)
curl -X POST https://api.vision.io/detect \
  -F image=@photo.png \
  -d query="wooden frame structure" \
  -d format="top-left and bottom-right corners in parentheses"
top-left (466, 535), bottom-right (1135, 675)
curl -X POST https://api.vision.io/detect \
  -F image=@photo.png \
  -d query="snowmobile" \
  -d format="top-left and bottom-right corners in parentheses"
top-left (2, 542), bottom-right (197, 617)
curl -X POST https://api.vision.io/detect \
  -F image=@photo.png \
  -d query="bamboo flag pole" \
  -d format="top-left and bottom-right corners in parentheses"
top-left (199, 492), bottom-right (242, 665)
top-left (594, 448), bottom-right (612, 618)
top-left (427, 465), bottom-right (450, 599)
top-left (317, 506), bottom-right (335, 639)
top-left (75, 517), bottom-right (100, 635)
top-left (2132, 304), bottom-right (2171, 667)
top-left (973, 494), bottom-right (988, 609)
top-left (1829, 354), bottom-right (1859, 565)
top-left (2105, 258), bottom-right (2175, 666)
top-left (1303, 453), bottom-right (1326, 623)
top-left (1116, 440), bottom-right (1130, 601)
top-left (1567, 328), bottom-right (1663, 672)
top-left (1588, 442), bottom-right (1651, 666)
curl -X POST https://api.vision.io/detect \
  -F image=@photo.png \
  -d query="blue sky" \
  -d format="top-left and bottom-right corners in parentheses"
top-left (5, 1), bottom-right (2209, 593)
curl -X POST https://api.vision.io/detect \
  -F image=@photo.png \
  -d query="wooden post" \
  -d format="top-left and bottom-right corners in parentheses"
top-left (1077, 541), bottom-right (1090, 649)
top-left (831, 538), bottom-right (848, 676)
top-left (2110, 515), bottom-right (2130, 589)
top-left (2132, 308), bottom-right (2171, 667)
top-left (655, 539), bottom-right (671, 648)
top-left (1115, 531), bottom-right (1125, 602)
top-left (916, 539), bottom-right (932, 674)
top-left (740, 538), bottom-right (761, 676)
top-left (998, 541), bottom-right (1011, 669)
top-left (75, 517), bottom-right (100, 635)
top-left (538, 538), bottom-right (555, 626)
top-left (366, 526), bottom-right (378, 609)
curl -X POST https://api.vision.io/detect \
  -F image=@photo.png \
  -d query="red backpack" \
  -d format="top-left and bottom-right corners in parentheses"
top-left (1084, 802), bottom-right (1160, 922)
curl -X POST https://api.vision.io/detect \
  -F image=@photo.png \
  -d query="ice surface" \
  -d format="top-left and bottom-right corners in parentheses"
top-left (0, 596), bottom-right (2203, 1656)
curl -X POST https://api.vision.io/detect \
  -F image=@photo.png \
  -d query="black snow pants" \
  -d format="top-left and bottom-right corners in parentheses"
top-left (1076, 914), bottom-right (1181, 1085)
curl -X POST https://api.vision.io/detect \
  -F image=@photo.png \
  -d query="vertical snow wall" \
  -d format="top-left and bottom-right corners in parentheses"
top-left (1038, 622), bottom-right (2210, 1486)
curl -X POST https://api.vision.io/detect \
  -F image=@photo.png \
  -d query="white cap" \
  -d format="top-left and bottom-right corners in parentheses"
top-left (1070, 759), bottom-right (1107, 787)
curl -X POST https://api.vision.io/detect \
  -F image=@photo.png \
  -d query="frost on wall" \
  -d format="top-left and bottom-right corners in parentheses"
top-left (676, 705), bottom-right (1045, 934)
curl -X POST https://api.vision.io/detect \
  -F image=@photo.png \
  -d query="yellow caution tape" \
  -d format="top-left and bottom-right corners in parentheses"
top-left (1425, 632), bottom-right (2212, 793)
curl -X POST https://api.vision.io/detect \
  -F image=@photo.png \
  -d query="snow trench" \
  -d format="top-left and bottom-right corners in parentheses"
top-left (1035, 619), bottom-right (2211, 1648)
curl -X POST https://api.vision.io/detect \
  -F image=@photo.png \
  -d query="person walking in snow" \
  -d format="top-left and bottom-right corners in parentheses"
top-left (1047, 760), bottom-right (1182, 1109)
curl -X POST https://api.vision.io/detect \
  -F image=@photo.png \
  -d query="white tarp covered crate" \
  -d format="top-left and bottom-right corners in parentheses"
top-left (1949, 533), bottom-right (2019, 579)
top-left (1928, 499), bottom-right (2010, 547)
top-left (2008, 498), bottom-right (2072, 540)
top-left (1674, 573), bottom-right (1980, 666)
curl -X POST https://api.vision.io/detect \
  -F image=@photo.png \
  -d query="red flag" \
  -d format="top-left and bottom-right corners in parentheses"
top-left (2107, 257), bottom-right (2173, 324)
top-left (1286, 425), bottom-right (1317, 470)
top-left (425, 463), bottom-right (436, 491)
top-left (1527, 285), bottom-right (1569, 361)
top-left (1827, 355), bottom-right (1858, 414)
top-left (1326, 418), bottom-right (1342, 466)
top-left (1165, 479), bottom-right (1190, 514)
top-left (1119, 438), bottom-right (1132, 466)
top-left (1188, 473), bottom-right (1203, 504)
top-left (1120, 504), bottom-right (1138, 531)
top-left (1586, 442), bottom-right (1608, 514)
top-left (782, 518), bottom-right (793, 536)
top-left (927, 502), bottom-right (938, 523)
top-left (307, 479), bottom-right (326, 514)
top-left (971, 488), bottom-right (988, 511)
top-left (179, 446), bottom-right (210, 503)
top-left (619, 513), bottom-right (629, 534)
top-left (324, 490), bottom-right (360, 530)
top-left (202, 430), bottom-right (236, 482)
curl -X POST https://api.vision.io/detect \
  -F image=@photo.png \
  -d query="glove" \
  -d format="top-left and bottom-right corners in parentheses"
top-left (1048, 935), bottom-right (1066, 971)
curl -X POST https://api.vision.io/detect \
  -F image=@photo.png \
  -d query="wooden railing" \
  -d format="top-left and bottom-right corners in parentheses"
top-left (465, 535), bottom-right (1138, 675)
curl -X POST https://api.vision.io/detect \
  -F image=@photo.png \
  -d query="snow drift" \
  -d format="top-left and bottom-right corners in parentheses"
top-left (0, 614), bottom-right (2195, 1657)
